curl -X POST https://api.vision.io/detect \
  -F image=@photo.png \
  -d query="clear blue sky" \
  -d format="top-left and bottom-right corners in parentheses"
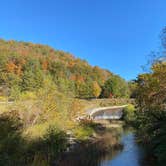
top-left (1, 0), bottom-right (166, 80)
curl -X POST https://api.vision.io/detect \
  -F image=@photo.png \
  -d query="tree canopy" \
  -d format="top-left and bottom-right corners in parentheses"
top-left (0, 39), bottom-right (129, 99)
top-left (134, 27), bottom-right (166, 165)
top-left (101, 75), bottom-right (129, 98)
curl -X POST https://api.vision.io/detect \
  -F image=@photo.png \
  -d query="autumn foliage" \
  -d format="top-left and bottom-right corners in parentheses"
top-left (0, 39), bottom-right (129, 99)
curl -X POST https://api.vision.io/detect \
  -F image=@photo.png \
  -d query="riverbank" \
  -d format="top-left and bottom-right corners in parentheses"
top-left (57, 121), bottom-right (151, 166)
top-left (57, 122), bottom-right (124, 166)
top-left (0, 96), bottom-right (132, 165)
top-left (0, 106), bottom-right (151, 166)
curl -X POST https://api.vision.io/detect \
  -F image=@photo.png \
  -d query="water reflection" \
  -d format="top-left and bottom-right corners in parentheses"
top-left (58, 129), bottom-right (146, 166)
top-left (100, 132), bottom-right (145, 166)
top-left (58, 139), bottom-right (123, 166)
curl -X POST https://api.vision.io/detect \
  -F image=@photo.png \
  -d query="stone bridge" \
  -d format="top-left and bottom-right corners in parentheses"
top-left (87, 105), bottom-right (127, 120)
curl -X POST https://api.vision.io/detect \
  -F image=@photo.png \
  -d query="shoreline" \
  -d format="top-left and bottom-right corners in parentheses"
top-left (57, 121), bottom-right (124, 165)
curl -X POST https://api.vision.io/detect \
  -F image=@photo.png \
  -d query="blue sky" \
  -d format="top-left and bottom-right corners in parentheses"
top-left (1, 0), bottom-right (166, 80)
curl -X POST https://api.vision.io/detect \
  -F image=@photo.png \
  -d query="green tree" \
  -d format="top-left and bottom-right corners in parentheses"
top-left (128, 80), bottom-right (137, 98)
top-left (75, 81), bottom-right (93, 99)
top-left (135, 60), bottom-right (166, 165)
top-left (22, 69), bottom-right (43, 91)
top-left (101, 75), bottom-right (129, 98)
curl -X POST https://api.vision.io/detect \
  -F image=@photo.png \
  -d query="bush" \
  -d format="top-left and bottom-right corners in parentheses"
top-left (73, 125), bottom-right (94, 141)
top-left (43, 126), bottom-right (68, 156)
top-left (0, 112), bottom-right (24, 165)
top-left (123, 104), bottom-right (136, 123)
top-left (26, 125), bottom-right (68, 165)
top-left (0, 112), bottom-right (68, 166)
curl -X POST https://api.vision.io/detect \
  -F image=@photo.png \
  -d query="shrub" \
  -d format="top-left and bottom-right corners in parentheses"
top-left (26, 125), bottom-right (68, 165)
top-left (0, 112), bottom-right (24, 165)
top-left (123, 104), bottom-right (136, 123)
top-left (73, 125), bottom-right (94, 141)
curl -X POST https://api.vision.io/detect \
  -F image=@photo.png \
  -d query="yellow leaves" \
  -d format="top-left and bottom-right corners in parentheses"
top-left (137, 62), bottom-right (166, 110)
top-left (20, 91), bottom-right (37, 100)
top-left (152, 61), bottom-right (166, 72)
top-left (92, 81), bottom-right (101, 98)
top-left (69, 99), bottom-right (85, 120)
top-left (16, 64), bottom-right (22, 75)
top-left (23, 123), bottom-right (49, 139)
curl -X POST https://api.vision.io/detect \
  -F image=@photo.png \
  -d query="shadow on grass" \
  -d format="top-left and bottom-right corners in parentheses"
top-left (0, 111), bottom-right (67, 166)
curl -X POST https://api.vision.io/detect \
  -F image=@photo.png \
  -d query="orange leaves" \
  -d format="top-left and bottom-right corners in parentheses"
top-left (19, 49), bottom-right (29, 56)
top-left (70, 74), bottom-right (76, 81)
top-left (68, 61), bottom-right (75, 68)
top-left (42, 60), bottom-right (48, 70)
top-left (16, 65), bottom-right (22, 76)
top-left (6, 61), bottom-right (22, 76)
top-left (69, 74), bottom-right (85, 83)
top-left (77, 76), bottom-right (84, 83)
top-left (6, 62), bottom-right (17, 73)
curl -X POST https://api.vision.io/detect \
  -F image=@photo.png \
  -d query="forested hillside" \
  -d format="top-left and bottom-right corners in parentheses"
top-left (0, 39), bottom-right (130, 165)
top-left (0, 39), bottom-right (129, 99)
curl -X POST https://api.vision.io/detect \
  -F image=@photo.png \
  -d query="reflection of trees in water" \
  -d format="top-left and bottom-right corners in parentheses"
top-left (58, 135), bottom-right (123, 166)
top-left (0, 111), bottom-right (124, 166)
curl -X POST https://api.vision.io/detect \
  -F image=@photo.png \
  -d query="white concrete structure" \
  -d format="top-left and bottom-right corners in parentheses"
top-left (87, 105), bottom-right (127, 120)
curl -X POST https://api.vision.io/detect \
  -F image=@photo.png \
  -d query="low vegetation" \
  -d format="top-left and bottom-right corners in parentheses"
top-left (123, 104), bottom-right (136, 123)
top-left (0, 94), bottom-right (128, 165)
top-left (0, 111), bottom-right (68, 166)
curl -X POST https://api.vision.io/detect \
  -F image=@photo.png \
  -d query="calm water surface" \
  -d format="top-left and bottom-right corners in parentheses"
top-left (58, 129), bottom-right (147, 166)
top-left (100, 131), bottom-right (145, 166)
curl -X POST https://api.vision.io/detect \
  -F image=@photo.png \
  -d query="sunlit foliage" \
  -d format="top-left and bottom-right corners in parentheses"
top-left (0, 39), bottom-right (128, 99)
top-left (135, 60), bottom-right (166, 165)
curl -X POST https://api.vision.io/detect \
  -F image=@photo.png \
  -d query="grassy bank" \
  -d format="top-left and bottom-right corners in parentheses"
top-left (57, 126), bottom-right (123, 166)
top-left (0, 88), bottom-right (131, 166)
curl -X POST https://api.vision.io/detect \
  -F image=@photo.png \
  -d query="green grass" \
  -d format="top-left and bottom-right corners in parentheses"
top-left (73, 125), bottom-right (94, 141)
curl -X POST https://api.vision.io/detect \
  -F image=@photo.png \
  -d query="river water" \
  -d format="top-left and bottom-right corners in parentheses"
top-left (100, 131), bottom-right (145, 166)
top-left (58, 128), bottom-right (148, 166)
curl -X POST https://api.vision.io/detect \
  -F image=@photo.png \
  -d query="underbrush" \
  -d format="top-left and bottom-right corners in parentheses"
top-left (73, 125), bottom-right (94, 140)
top-left (0, 111), bottom-right (68, 166)
top-left (122, 104), bottom-right (136, 124)
top-left (0, 87), bottom-right (98, 165)
top-left (0, 83), bottom-right (130, 165)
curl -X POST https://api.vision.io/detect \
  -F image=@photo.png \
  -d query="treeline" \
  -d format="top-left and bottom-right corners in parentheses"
top-left (0, 39), bottom-right (129, 99)
top-left (134, 27), bottom-right (166, 165)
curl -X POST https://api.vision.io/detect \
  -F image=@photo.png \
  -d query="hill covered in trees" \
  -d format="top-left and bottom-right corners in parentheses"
top-left (0, 39), bottom-right (130, 165)
top-left (0, 39), bottom-right (129, 99)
